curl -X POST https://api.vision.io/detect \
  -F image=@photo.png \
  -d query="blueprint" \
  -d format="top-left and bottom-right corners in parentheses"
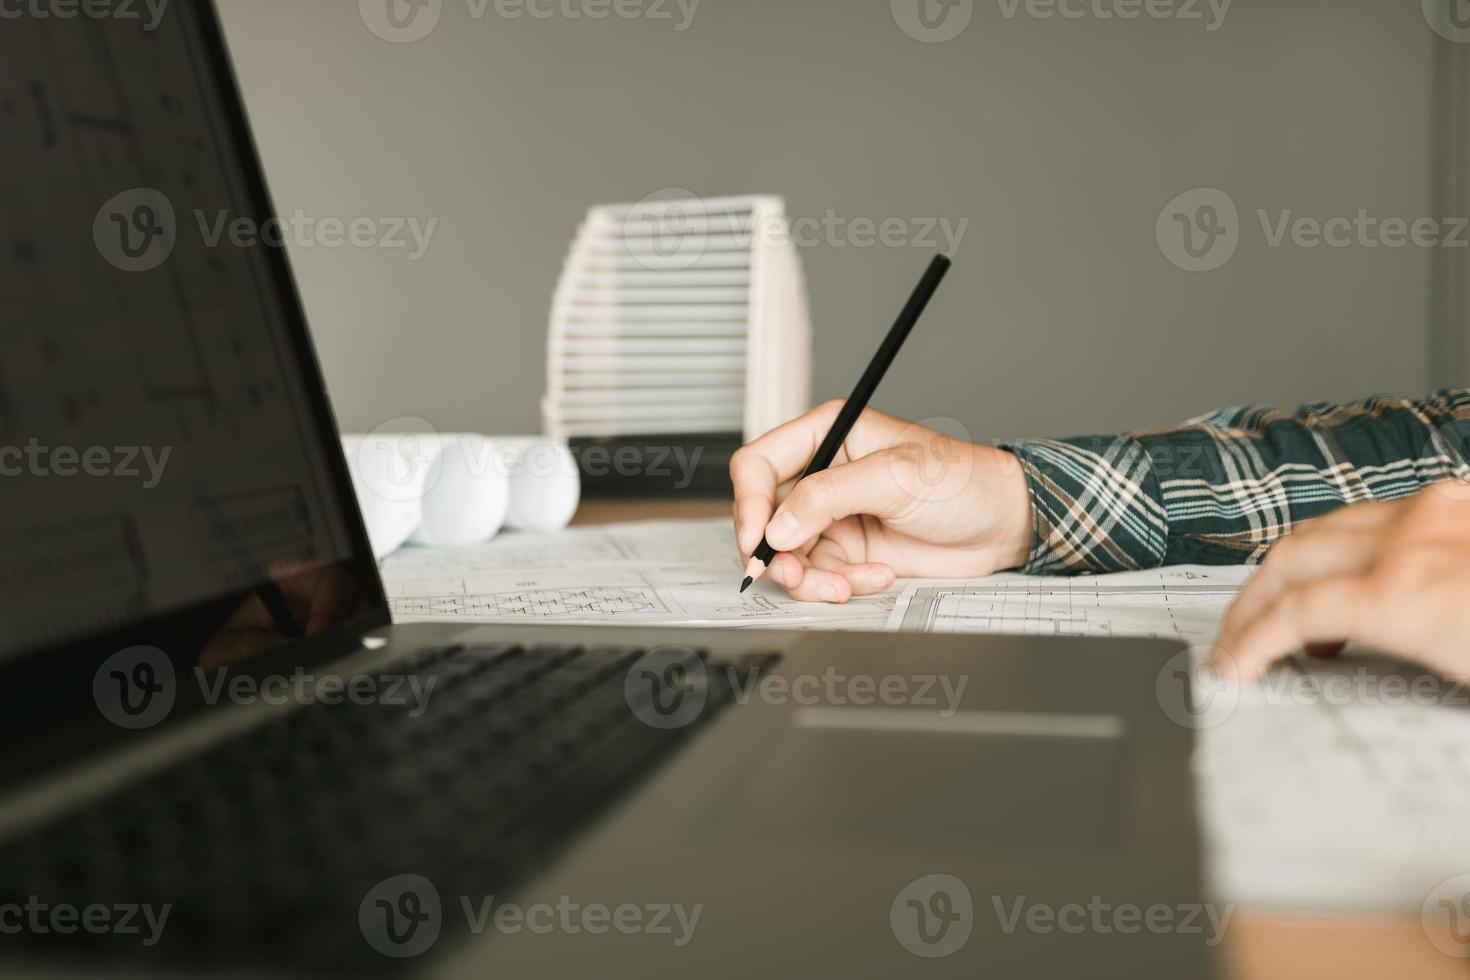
top-left (381, 519), bottom-right (896, 630)
top-left (886, 566), bottom-right (1253, 644)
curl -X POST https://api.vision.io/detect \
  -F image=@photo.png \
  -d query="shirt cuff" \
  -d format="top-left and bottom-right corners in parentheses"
top-left (1005, 436), bottom-right (1169, 575)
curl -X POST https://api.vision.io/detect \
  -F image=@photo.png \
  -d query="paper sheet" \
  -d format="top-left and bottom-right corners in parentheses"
top-left (381, 519), bottom-right (896, 630)
top-left (886, 565), bottom-right (1253, 644)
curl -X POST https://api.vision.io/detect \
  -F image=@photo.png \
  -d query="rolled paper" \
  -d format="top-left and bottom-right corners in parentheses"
top-left (496, 437), bottom-right (581, 532)
top-left (409, 434), bottom-right (510, 548)
top-left (340, 434), bottom-right (433, 560)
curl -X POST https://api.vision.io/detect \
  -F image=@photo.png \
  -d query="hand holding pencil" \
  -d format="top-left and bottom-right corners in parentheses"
top-left (730, 405), bottom-right (1034, 602)
top-left (730, 256), bottom-right (1035, 602)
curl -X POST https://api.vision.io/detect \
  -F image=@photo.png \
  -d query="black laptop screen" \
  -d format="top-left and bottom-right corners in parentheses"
top-left (0, 2), bottom-right (388, 696)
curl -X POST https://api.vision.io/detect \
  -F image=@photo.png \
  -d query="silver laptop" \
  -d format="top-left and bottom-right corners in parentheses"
top-left (0, 3), bottom-right (1210, 976)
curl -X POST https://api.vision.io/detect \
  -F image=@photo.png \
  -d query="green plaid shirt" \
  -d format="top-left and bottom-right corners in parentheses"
top-left (1008, 389), bottom-right (1470, 574)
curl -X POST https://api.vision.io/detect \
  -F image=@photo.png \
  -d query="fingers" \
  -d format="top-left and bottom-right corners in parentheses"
top-left (766, 552), bottom-right (854, 603)
top-left (763, 540), bottom-right (895, 603)
top-left (761, 448), bottom-right (925, 553)
top-left (730, 402), bottom-right (846, 555)
top-left (808, 538), bottom-right (896, 594)
top-left (730, 402), bottom-right (911, 555)
top-left (1217, 529), bottom-right (1375, 643)
top-left (1214, 576), bottom-right (1371, 681)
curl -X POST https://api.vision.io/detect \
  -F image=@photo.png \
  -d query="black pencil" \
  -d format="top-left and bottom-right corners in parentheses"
top-left (741, 253), bottom-right (953, 592)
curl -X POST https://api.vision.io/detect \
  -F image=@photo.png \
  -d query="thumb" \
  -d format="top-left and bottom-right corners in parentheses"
top-left (764, 448), bottom-right (922, 552)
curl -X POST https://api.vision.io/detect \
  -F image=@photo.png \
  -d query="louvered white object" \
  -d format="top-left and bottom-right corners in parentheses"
top-left (544, 195), bottom-right (811, 442)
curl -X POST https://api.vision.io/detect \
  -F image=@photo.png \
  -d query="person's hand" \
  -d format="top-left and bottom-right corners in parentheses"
top-left (1212, 484), bottom-right (1470, 682)
top-left (201, 558), bottom-right (363, 667)
top-left (730, 402), bottom-right (1035, 603)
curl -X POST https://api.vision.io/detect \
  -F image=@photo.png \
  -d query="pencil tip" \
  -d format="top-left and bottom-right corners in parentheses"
top-left (740, 577), bottom-right (753, 593)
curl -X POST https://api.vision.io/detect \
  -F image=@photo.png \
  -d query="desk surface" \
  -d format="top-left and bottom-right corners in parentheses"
top-left (571, 497), bottom-right (1465, 980)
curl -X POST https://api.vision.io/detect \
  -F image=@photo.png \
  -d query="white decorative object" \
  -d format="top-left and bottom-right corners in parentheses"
top-left (544, 194), bottom-right (811, 443)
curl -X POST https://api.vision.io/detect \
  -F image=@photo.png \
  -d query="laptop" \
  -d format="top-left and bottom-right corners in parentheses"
top-left (0, 2), bottom-right (1210, 976)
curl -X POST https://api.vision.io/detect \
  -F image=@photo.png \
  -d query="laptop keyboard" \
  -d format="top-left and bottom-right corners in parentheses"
top-left (0, 642), bottom-right (765, 973)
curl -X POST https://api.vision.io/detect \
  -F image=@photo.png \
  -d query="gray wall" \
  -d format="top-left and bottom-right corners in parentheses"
top-left (216, 0), bottom-right (1449, 446)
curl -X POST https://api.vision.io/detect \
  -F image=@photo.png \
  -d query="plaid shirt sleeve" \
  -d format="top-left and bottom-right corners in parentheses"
top-left (1006, 388), bottom-right (1470, 575)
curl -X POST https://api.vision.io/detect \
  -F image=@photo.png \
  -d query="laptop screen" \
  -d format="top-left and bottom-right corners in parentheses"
top-left (0, 1), bottom-right (388, 706)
